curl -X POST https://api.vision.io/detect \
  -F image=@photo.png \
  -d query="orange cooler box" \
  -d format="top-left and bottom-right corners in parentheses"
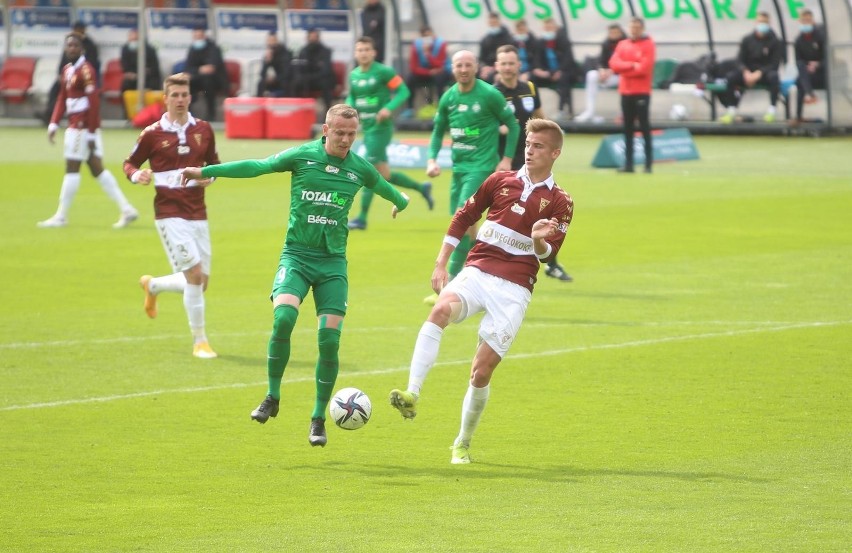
top-left (265, 98), bottom-right (317, 139)
top-left (224, 97), bottom-right (266, 139)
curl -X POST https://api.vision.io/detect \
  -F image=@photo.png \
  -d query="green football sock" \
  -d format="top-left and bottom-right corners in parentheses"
top-left (358, 188), bottom-right (374, 220)
top-left (447, 234), bottom-right (473, 278)
top-left (389, 170), bottom-right (424, 191)
top-left (312, 326), bottom-right (341, 420)
top-left (267, 304), bottom-right (298, 400)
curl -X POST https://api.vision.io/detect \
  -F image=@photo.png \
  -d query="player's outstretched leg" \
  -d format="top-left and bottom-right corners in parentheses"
top-left (389, 389), bottom-right (419, 419)
top-left (251, 394), bottom-right (280, 423)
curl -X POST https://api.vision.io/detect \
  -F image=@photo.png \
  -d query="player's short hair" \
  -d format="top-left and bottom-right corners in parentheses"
top-left (496, 44), bottom-right (519, 56)
top-left (163, 73), bottom-right (190, 95)
top-left (326, 104), bottom-right (359, 124)
top-left (356, 36), bottom-right (375, 48)
top-left (526, 119), bottom-right (564, 150)
top-left (65, 32), bottom-right (84, 45)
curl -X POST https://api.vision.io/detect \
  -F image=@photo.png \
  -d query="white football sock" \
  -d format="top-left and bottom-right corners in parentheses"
top-left (149, 272), bottom-right (186, 295)
top-left (96, 170), bottom-right (133, 212)
top-left (456, 384), bottom-right (490, 447)
top-left (767, 105), bottom-right (777, 115)
top-left (183, 283), bottom-right (207, 342)
top-left (56, 173), bottom-right (81, 219)
top-left (407, 321), bottom-right (443, 395)
top-left (584, 69), bottom-right (599, 115)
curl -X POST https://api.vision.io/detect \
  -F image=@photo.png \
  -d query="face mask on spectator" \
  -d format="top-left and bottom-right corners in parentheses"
top-left (800, 24), bottom-right (813, 33)
top-left (192, 39), bottom-right (207, 50)
top-left (421, 37), bottom-right (433, 47)
top-left (128, 40), bottom-right (138, 51)
top-left (541, 31), bottom-right (555, 40)
top-left (514, 34), bottom-right (528, 41)
top-left (755, 23), bottom-right (770, 34)
top-left (488, 27), bottom-right (502, 36)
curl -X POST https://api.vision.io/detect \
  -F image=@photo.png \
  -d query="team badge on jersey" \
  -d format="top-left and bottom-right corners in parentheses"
top-left (511, 203), bottom-right (525, 215)
top-left (177, 145), bottom-right (190, 155)
top-left (347, 172), bottom-right (357, 181)
top-left (326, 165), bottom-right (339, 174)
top-left (194, 134), bottom-right (202, 145)
top-left (500, 188), bottom-right (509, 196)
top-left (472, 102), bottom-right (481, 113)
top-left (522, 96), bottom-right (535, 112)
top-left (539, 198), bottom-right (550, 212)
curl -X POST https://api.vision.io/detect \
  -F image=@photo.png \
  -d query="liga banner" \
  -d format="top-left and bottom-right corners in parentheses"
top-left (352, 139), bottom-right (453, 169)
top-left (591, 127), bottom-right (700, 168)
top-left (284, 9), bottom-right (354, 64)
top-left (216, 8), bottom-right (283, 63)
top-left (9, 7), bottom-right (72, 57)
top-left (146, 8), bottom-right (210, 72)
top-left (77, 8), bottom-right (140, 65)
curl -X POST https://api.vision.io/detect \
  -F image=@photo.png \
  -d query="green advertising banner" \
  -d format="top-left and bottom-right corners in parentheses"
top-left (591, 127), bottom-right (701, 167)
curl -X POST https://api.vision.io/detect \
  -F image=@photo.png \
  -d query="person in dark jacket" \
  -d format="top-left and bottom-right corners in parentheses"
top-left (720, 11), bottom-right (784, 124)
top-left (404, 26), bottom-right (451, 116)
top-left (478, 12), bottom-right (514, 83)
top-left (40, 21), bottom-right (100, 125)
top-left (185, 28), bottom-right (228, 120)
top-left (575, 24), bottom-right (625, 122)
top-left (256, 32), bottom-right (293, 97)
top-left (609, 17), bottom-right (656, 173)
top-left (360, 0), bottom-right (386, 62)
top-left (120, 28), bottom-right (162, 93)
top-left (510, 19), bottom-right (540, 82)
top-left (793, 9), bottom-right (826, 123)
top-left (530, 17), bottom-right (577, 119)
top-left (291, 28), bottom-right (336, 111)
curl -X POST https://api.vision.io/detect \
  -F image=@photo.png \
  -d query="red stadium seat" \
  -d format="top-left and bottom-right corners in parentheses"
top-left (101, 58), bottom-right (124, 104)
top-left (0, 56), bottom-right (37, 104)
top-left (224, 60), bottom-right (241, 97)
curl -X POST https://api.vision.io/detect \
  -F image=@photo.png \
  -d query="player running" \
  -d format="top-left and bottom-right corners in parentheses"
top-left (423, 49), bottom-right (520, 304)
top-left (181, 104), bottom-right (409, 448)
top-left (345, 36), bottom-right (433, 230)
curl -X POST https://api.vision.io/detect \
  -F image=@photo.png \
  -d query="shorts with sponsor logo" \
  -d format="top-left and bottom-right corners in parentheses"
top-left (64, 128), bottom-right (104, 161)
top-left (362, 126), bottom-right (392, 164)
top-left (450, 170), bottom-right (493, 214)
top-left (443, 266), bottom-right (531, 358)
top-left (156, 217), bottom-right (211, 274)
top-left (270, 249), bottom-right (348, 316)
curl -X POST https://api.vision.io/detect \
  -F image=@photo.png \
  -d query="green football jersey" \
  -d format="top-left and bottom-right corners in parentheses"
top-left (201, 139), bottom-right (408, 255)
top-left (346, 61), bottom-right (409, 133)
top-left (429, 79), bottom-right (520, 172)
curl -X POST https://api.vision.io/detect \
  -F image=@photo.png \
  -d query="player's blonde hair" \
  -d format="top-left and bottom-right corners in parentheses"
top-left (163, 73), bottom-right (190, 95)
top-left (325, 104), bottom-right (360, 124)
top-left (526, 118), bottom-right (564, 150)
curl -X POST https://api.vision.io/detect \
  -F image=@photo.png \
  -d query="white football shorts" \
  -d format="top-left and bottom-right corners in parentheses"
top-left (442, 266), bottom-right (532, 358)
top-left (155, 217), bottom-right (211, 274)
top-left (63, 128), bottom-right (104, 161)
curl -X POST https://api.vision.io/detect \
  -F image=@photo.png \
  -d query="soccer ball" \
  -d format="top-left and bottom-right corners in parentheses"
top-left (669, 103), bottom-right (689, 121)
top-left (329, 387), bottom-right (372, 430)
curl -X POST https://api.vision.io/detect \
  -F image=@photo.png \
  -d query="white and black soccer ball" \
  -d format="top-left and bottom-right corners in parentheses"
top-left (669, 103), bottom-right (689, 121)
top-left (329, 387), bottom-right (372, 430)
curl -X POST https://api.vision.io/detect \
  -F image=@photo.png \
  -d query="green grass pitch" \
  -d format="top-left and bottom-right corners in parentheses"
top-left (0, 127), bottom-right (849, 552)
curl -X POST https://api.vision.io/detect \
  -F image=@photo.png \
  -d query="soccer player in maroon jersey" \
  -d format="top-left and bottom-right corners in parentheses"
top-left (39, 33), bottom-right (138, 229)
top-left (123, 73), bottom-right (221, 359)
top-left (390, 118), bottom-right (574, 464)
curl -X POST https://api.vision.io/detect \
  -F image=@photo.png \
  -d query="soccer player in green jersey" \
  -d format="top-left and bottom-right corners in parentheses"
top-left (345, 36), bottom-right (434, 230)
top-left (180, 104), bottom-right (409, 447)
top-left (423, 49), bottom-right (520, 304)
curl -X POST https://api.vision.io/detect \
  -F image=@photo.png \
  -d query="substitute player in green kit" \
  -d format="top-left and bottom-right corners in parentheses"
top-left (424, 49), bottom-right (520, 304)
top-left (181, 104), bottom-right (409, 447)
top-left (345, 36), bottom-right (433, 230)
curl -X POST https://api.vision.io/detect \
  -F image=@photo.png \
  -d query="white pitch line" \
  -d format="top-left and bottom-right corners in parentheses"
top-left (1, 320), bottom-right (848, 412)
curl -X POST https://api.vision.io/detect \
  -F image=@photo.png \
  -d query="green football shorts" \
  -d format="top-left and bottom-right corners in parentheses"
top-left (270, 250), bottom-right (348, 316)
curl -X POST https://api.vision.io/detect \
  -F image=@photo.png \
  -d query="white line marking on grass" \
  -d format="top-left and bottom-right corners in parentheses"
top-left (1, 320), bottom-right (848, 412)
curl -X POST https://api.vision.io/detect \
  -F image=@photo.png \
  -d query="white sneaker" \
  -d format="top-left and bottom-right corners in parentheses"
top-left (113, 208), bottom-right (139, 229)
top-left (574, 111), bottom-right (593, 122)
top-left (37, 216), bottom-right (67, 228)
top-left (450, 441), bottom-right (472, 464)
top-left (591, 115), bottom-right (606, 124)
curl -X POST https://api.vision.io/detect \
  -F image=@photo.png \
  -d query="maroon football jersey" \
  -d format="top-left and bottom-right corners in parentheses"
top-left (123, 115), bottom-right (220, 220)
top-left (448, 170), bottom-right (574, 291)
top-left (50, 57), bottom-right (100, 132)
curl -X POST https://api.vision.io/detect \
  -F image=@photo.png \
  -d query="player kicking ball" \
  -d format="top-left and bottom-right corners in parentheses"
top-left (390, 118), bottom-right (573, 464)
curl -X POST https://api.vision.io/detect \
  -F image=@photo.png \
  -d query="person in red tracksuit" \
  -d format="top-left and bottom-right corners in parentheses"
top-left (609, 17), bottom-right (656, 173)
